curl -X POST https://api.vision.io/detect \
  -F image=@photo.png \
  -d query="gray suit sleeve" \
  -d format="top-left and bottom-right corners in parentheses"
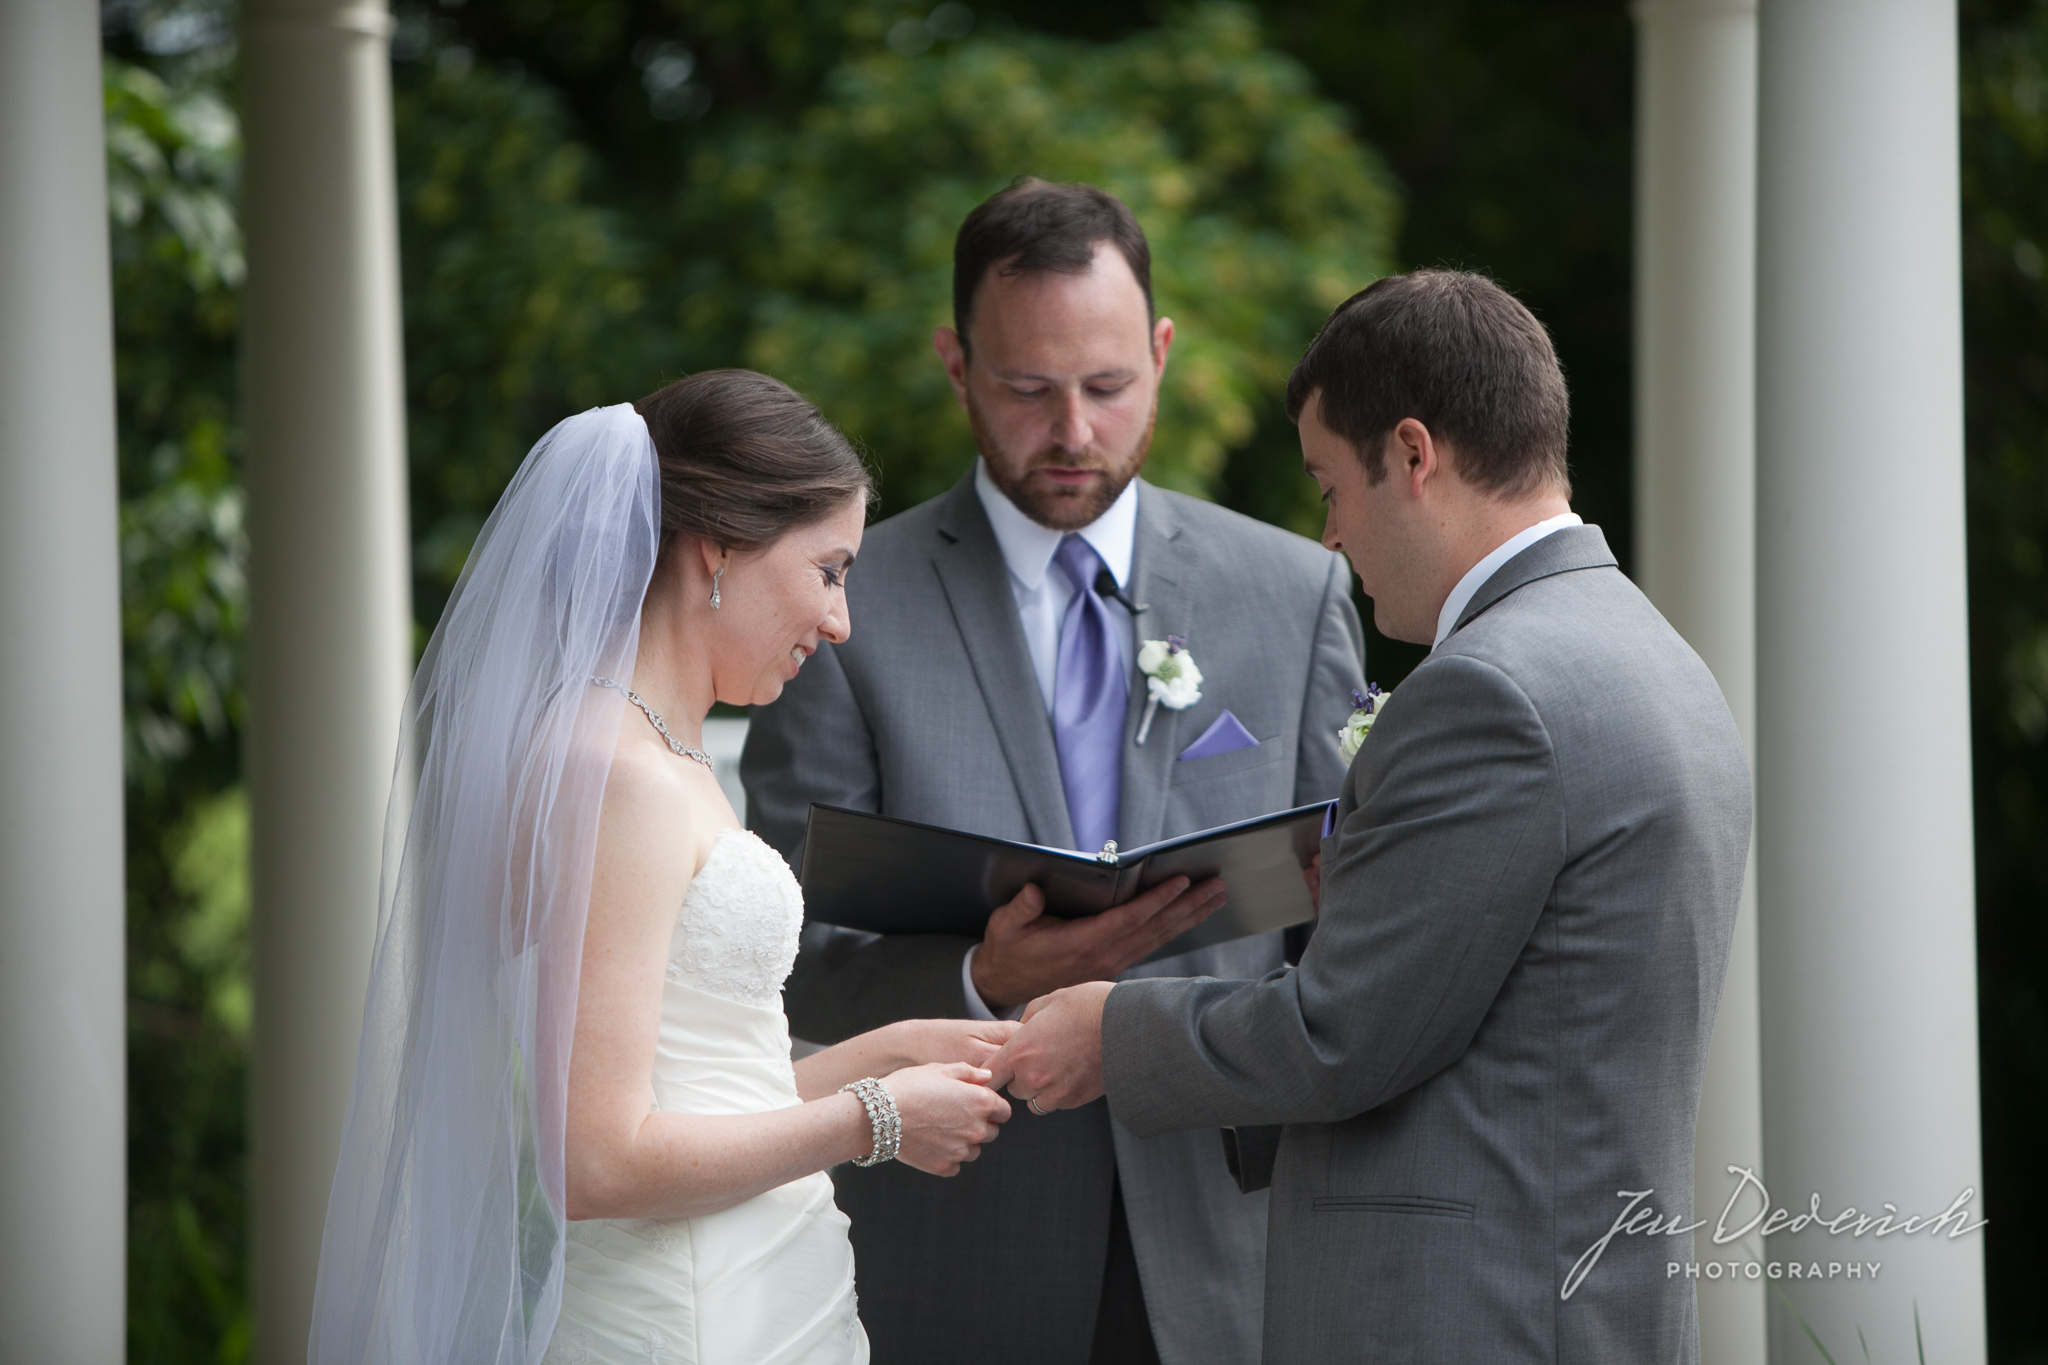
top-left (742, 641), bottom-right (979, 1044)
top-left (1293, 552), bottom-right (1368, 808)
top-left (1102, 653), bottom-right (1564, 1135)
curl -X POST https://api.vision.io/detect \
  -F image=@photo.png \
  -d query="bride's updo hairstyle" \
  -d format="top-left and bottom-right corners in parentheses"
top-left (635, 369), bottom-right (873, 558)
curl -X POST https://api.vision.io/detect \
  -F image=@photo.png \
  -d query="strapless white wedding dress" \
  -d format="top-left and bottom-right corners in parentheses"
top-left (543, 828), bottom-right (868, 1365)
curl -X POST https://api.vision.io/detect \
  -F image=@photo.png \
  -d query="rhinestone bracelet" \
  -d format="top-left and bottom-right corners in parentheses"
top-left (841, 1076), bottom-right (901, 1167)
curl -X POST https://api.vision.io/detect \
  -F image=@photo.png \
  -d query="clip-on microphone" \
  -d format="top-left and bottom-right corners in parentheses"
top-left (1094, 568), bottom-right (1149, 616)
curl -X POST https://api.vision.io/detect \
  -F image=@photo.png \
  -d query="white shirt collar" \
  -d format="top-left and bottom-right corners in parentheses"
top-left (1432, 511), bottom-right (1583, 648)
top-left (973, 458), bottom-right (1138, 591)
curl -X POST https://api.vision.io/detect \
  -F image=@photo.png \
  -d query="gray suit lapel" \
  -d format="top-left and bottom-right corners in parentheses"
top-left (1117, 484), bottom-right (1195, 853)
top-left (930, 475), bottom-right (1076, 849)
top-left (1451, 524), bottom-right (1619, 637)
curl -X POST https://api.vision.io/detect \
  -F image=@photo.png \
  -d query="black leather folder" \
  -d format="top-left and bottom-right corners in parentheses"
top-left (798, 801), bottom-right (1333, 964)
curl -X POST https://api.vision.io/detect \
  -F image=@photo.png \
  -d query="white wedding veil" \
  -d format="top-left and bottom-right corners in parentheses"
top-left (308, 404), bottom-right (659, 1364)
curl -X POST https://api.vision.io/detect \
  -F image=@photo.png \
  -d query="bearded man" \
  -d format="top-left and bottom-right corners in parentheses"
top-left (742, 179), bottom-right (1366, 1365)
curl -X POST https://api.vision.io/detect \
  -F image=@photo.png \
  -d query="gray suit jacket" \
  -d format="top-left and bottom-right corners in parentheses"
top-left (743, 471), bottom-right (1366, 1365)
top-left (1102, 527), bottom-right (1752, 1364)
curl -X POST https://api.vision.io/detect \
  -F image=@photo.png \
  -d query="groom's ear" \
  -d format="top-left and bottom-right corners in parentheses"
top-left (1151, 316), bottom-right (1174, 376)
top-left (1391, 418), bottom-right (1441, 499)
top-left (933, 327), bottom-right (971, 408)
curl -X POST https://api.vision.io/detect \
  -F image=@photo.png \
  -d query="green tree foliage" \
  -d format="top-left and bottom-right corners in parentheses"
top-left (392, 2), bottom-right (1396, 590)
top-left (393, 48), bottom-right (658, 624)
top-left (103, 37), bottom-right (255, 1364)
top-left (107, 56), bottom-right (245, 792)
top-left (1961, 4), bottom-right (2048, 1355)
top-left (435, 0), bottom-right (1635, 686)
top-left (681, 4), bottom-right (1395, 521)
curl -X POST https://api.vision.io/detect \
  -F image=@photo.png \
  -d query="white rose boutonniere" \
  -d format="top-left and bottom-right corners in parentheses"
top-left (1134, 634), bottom-right (1203, 745)
top-left (1338, 684), bottom-right (1389, 763)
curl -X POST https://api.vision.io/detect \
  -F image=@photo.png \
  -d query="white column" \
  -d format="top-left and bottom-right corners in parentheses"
top-left (240, 0), bottom-right (412, 1358)
top-left (1755, 1), bottom-right (1985, 1360)
top-left (0, 4), bottom-right (128, 1359)
top-left (1630, 4), bottom-right (1764, 1362)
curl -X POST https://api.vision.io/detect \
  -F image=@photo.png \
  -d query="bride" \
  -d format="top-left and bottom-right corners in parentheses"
top-left (308, 371), bottom-right (1014, 1365)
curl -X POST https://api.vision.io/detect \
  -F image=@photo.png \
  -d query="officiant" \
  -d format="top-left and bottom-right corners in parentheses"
top-left (743, 179), bottom-right (1366, 1365)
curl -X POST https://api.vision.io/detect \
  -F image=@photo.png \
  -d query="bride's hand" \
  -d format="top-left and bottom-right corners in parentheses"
top-left (881, 1063), bottom-right (1012, 1177)
top-left (796, 1021), bottom-right (1021, 1103)
top-left (893, 1018), bottom-right (1020, 1072)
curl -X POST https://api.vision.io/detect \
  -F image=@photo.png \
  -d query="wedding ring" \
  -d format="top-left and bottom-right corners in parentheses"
top-left (1026, 1097), bottom-right (1048, 1116)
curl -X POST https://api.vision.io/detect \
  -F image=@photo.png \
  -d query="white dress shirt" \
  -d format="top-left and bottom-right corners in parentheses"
top-left (961, 460), bottom-right (1142, 1017)
top-left (1432, 511), bottom-right (1582, 649)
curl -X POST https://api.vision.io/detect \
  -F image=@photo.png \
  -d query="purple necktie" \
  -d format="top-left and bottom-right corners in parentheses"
top-left (1052, 535), bottom-right (1126, 854)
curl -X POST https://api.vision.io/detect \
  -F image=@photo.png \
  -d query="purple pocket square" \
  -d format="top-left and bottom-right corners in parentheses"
top-left (1177, 709), bottom-right (1260, 761)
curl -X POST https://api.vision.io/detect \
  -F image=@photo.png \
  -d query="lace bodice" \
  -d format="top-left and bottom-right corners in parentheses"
top-left (664, 828), bottom-right (804, 1010)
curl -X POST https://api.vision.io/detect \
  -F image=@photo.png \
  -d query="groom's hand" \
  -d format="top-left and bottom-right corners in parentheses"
top-left (985, 981), bottom-right (1114, 1113)
top-left (971, 875), bottom-right (1227, 1012)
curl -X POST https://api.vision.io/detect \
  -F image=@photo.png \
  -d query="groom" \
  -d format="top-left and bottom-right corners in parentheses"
top-left (743, 180), bottom-right (1365, 1364)
top-left (992, 271), bottom-right (1753, 1362)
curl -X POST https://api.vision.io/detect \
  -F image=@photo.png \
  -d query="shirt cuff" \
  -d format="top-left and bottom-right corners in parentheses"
top-left (960, 945), bottom-right (1026, 1022)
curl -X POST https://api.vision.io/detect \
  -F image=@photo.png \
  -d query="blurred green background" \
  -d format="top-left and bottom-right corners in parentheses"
top-left (99, 0), bottom-right (2048, 1359)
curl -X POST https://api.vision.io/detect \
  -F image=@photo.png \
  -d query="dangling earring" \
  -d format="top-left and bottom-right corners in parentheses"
top-left (710, 565), bottom-right (724, 610)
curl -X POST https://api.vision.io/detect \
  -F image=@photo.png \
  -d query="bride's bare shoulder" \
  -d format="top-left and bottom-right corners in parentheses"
top-left (590, 736), bottom-right (722, 912)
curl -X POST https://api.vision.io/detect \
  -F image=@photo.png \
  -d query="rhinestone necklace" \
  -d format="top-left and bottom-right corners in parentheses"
top-left (590, 677), bottom-right (715, 771)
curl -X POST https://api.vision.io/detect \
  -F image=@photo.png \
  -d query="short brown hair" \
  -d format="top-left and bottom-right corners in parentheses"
top-left (635, 369), bottom-right (873, 554)
top-left (952, 178), bottom-right (1152, 357)
top-left (1285, 270), bottom-right (1571, 498)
